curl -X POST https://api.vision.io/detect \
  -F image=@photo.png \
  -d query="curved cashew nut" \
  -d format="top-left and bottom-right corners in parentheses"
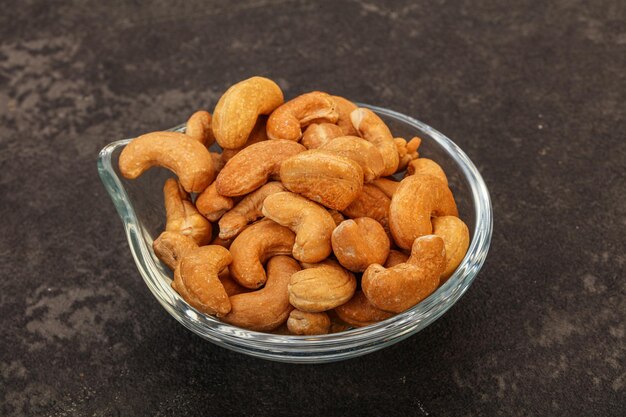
top-left (262, 191), bottom-right (336, 263)
top-left (195, 182), bottom-right (235, 222)
top-left (280, 150), bottom-right (364, 210)
top-left (350, 108), bottom-right (399, 176)
top-left (342, 184), bottom-right (391, 235)
top-left (331, 217), bottom-right (390, 272)
top-left (229, 220), bottom-right (296, 289)
top-left (215, 140), bottom-right (305, 196)
top-left (320, 136), bottom-right (385, 182)
top-left (389, 174), bottom-right (458, 249)
top-left (371, 177), bottom-right (400, 198)
top-left (288, 260), bottom-right (356, 313)
top-left (212, 76), bottom-right (284, 149)
top-left (152, 231), bottom-right (198, 271)
top-left (172, 245), bottom-right (233, 316)
top-left (287, 310), bottom-right (331, 335)
top-left (433, 216), bottom-right (470, 280)
top-left (221, 255), bottom-right (300, 331)
top-left (405, 158), bottom-right (448, 185)
top-left (301, 123), bottom-right (343, 149)
top-left (118, 131), bottom-right (215, 193)
top-left (218, 181), bottom-right (286, 240)
top-left (185, 110), bottom-right (214, 146)
top-left (219, 116), bottom-right (269, 164)
top-left (332, 95), bottom-right (359, 136)
top-left (163, 178), bottom-right (212, 245)
top-left (267, 91), bottom-right (338, 141)
top-left (334, 291), bottom-right (394, 327)
top-left (384, 249), bottom-right (409, 268)
top-left (328, 209), bottom-right (345, 226)
top-left (362, 235), bottom-right (446, 313)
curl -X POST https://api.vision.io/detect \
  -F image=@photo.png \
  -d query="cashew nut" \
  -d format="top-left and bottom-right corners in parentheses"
top-left (331, 217), bottom-right (390, 272)
top-left (210, 152), bottom-right (226, 175)
top-left (405, 158), bottom-right (448, 185)
top-left (288, 260), bottom-right (356, 313)
top-left (152, 231), bottom-right (198, 271)
top-left (320, 135), bottom-right (385, 182)
top-left (334, 291), bottom-right (394, 327)
top-left (185, 110), bottom-right (214, 146)
top-left (301, 123), bottom-right (343, 149)
top-left (229, 219), bottom-right (296, 289)
top-left (389, 174), bottom-right (458, 249)
top-left (332, 95), bottom-right (359, 136)
top-left (350, 108), bottom-right (399, 176)
top-left (341, 184), bottom-right (391, 234)
top-left (287, 310), bottom-right (331, 335)
top-left (280, 150), bottom-right (364, 210)
top-left (267, 91), bottom-right (338, 141)
top-left (262, 191), bottom-right (336, 263)
top-left (371, 177), bottom-right (400, 198)
top-left (362, 235), bottom-right (446, 313)
top-left (118, 131), bottom-right (215, 193)
top-left (195, 182), bottom-right (235, 222)
top-left (433, 216), bottom-right (470, 280)
top-left (215, 140), bottom-right (305, 197)
top-left (163, 178), bottom-right (212, 245)
top-left (218, 181), bottom-right (286, 240)
top-left (221, 255), bottom-right (300, 331)
top-left (173, 245), bottom-right (233, 316)
top-left (212, 76), bottom-right (284, 149)
top-left (384, 249), bottom-right (409, 268)
top-left (328, 209), bottom-right (345, 226)
top-left (219, 116), bottom-right (269, 164)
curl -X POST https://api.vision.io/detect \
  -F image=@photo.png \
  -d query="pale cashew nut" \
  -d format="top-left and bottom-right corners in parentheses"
top-left (172, 245), bottom-right (233, 316)
top-left (320, 136), bottom-right (385, 182)
top-left (118, 131), bottom-right (214, 193)
top-left (212, 76), bottom-right (284, 149)
top-left (262, 191), bottom-right (336, 263)
top-left (280, 150), bottom-right (364, 210)
top-left (384, 249), bottom-right (409, 268)
top-left (221, 255), bottom-right (300, 331)
top-left (163, 178), bottom-right (212, 245)
top-left (267, 91), bottom-right (338, 141)
top-left (215, 140), bottom-right (305, 196)
top-left (332, 95), bottom-right (359, 136)
top-left (405, 158), bottom-right (448, 185)
top-left (185, 110), bottom-right (214, 146)
top-left (195, 183), bottom-right (235, 222)
top-left (331, 217), bottom-right (390, 272)
top-left (152, 231), bottom-right (198, 271)
top-left (287, 310), bottom-right (331, 335)
top-left (301, 123), bottom-right (343, 149)
top-left (362, 235), bottom-right (446, 313)
top-left (334, 291), bottom-right (394, 327)
top-left (350, 108), bottom-right (399, 176)
top-left (229, 219), bottom-right (296, 289)
top-left (371, 177), bottom-right (400, 198)
top-left (288, 260), bottom-right (356, 312)
top-left (433, 216), bottom-right (470, 280)
top-left (218, 181), bottom-right (286, 240)
top-left (342, 184), bottom-right (391, 234)
top-left (389, 174), bottom-right (458, 249)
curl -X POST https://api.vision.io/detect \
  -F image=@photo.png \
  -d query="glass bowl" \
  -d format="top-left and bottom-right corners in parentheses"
top-left (97, 104), bottom-right (492, 363)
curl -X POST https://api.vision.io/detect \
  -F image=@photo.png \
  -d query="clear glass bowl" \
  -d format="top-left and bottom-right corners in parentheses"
top-left (97, 104), bottom-right (493, 363)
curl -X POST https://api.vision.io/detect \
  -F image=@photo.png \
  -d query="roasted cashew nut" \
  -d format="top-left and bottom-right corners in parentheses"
top-left (332, 95), bottom-right (359, 136)
top-left (342, 184), bottom-right (391, 237)
top-left (371, 177), bottom-right (400, 198)
top-left (185, 110), bottom-right (214, 146)
top-left (287, 310), bottom-right (331, 335)
top-left (219, 116), bottom-right (269, 164)
top-left (163, 178), bottom-right (212, 245)
top-left (350, 108), bottom-right (399, 176)
top-left (267, 91), bottom-right (339, 141)
top-left (405, 158), bottom-right (448, 185)
top-left (433, 216), bottom-right (470, 280)
top-left (195, 183), bottom-right (235, 222)
top-left (301, 123), bottom-right (343, 149)
top-left (152, 231), bottom-right (198, 271)
top-left (118, 131), bottom-right (215, 193)
top-left (384, 249), bottom-right (409, 268)
top-left (320, 135), bottom-right (385, 182)
top-left (288, 260), bottom-right (356, 313)
top-left (334, 291), bottom-right (394, 327)
top-left (331, 217), bottom-right (390, 272)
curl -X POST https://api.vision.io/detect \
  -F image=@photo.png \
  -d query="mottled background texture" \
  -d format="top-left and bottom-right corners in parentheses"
top-left (0, 0), bottom-right (624, 416)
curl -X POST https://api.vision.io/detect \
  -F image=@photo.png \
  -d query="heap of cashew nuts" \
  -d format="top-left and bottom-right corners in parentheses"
top-left (118, 76), bottom-right (470, 335)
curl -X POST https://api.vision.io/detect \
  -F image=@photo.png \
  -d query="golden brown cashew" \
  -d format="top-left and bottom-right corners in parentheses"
top-left (229, 220), bottom-right (296, 289)
top-left (173, 245), bottom-right (233, 316)
top-left (389, 174), bottom-right (458, 249)
top-left (118, 131), bottom-right (215, 193)
top-left (288, 260), bottom-right (356, 313)
top-left (185, 110), bottom-right (214, 146)
top-left (219, 116), bottom-right (269, 164)
top-left (221, 256), bottom-right (300, 331)
top-left (362, 235), bottom-right (446, 313)
top-left (332, 95), bottom-right (359, 136)
top-left (371, 177), bottom-right (401, 198)
top-left (280, 150), bottom-right (364, 210)
top-left (152, 231), bottom-right (198, 271)
top-left (262, 191), bottom-right (336, 263)
top-left (384, 249), bottom-right (409, 268)
top-left (218, 268), bottom-right (250, 297)
top-left (334, 291), bottom-right (394, 327)
top-left (212, 76), bottom-right (284, 149)
top-left (328, 209), bottom-right (345, 226)
top-left (331, 218), bottom-right (390, 272)
top-left (342, 184), bottom-right (391, 234)
top-left (320, 136), bottom-right (385, 182)
top-left (267, 91), bottom-right (339, 141)
top-left (287, 310), bottom-right (331, 335)
top-left (301, 123), bottom-right (344, 149)
top-left (433, 216), bottom-right (470, 280)
top-left (215, 140), bottom-right (305, 196)
top-left (210, 152), bottom-right (226, 174)
top-left (218, 181), bottom-right (286, 240)
top-left (350, 108), bottom-right (399, 176)
top-left (163, 179), bottom-right (212, 245)
top-left (405, 158), bottom-right (448, 185)
top-left (195, 183), bottom-right (235, 222)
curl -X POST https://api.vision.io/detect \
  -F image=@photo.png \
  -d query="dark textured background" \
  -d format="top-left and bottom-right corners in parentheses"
top-left (1, 1), bottom-right (625, 416)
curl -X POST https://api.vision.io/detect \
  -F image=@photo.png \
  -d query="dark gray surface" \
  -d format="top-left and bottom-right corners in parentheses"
top-left (1, 1), bottom-right (625, 416)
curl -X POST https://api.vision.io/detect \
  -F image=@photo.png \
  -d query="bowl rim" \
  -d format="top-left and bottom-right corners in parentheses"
top-left (97, 103), bottom-right (493, 362)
